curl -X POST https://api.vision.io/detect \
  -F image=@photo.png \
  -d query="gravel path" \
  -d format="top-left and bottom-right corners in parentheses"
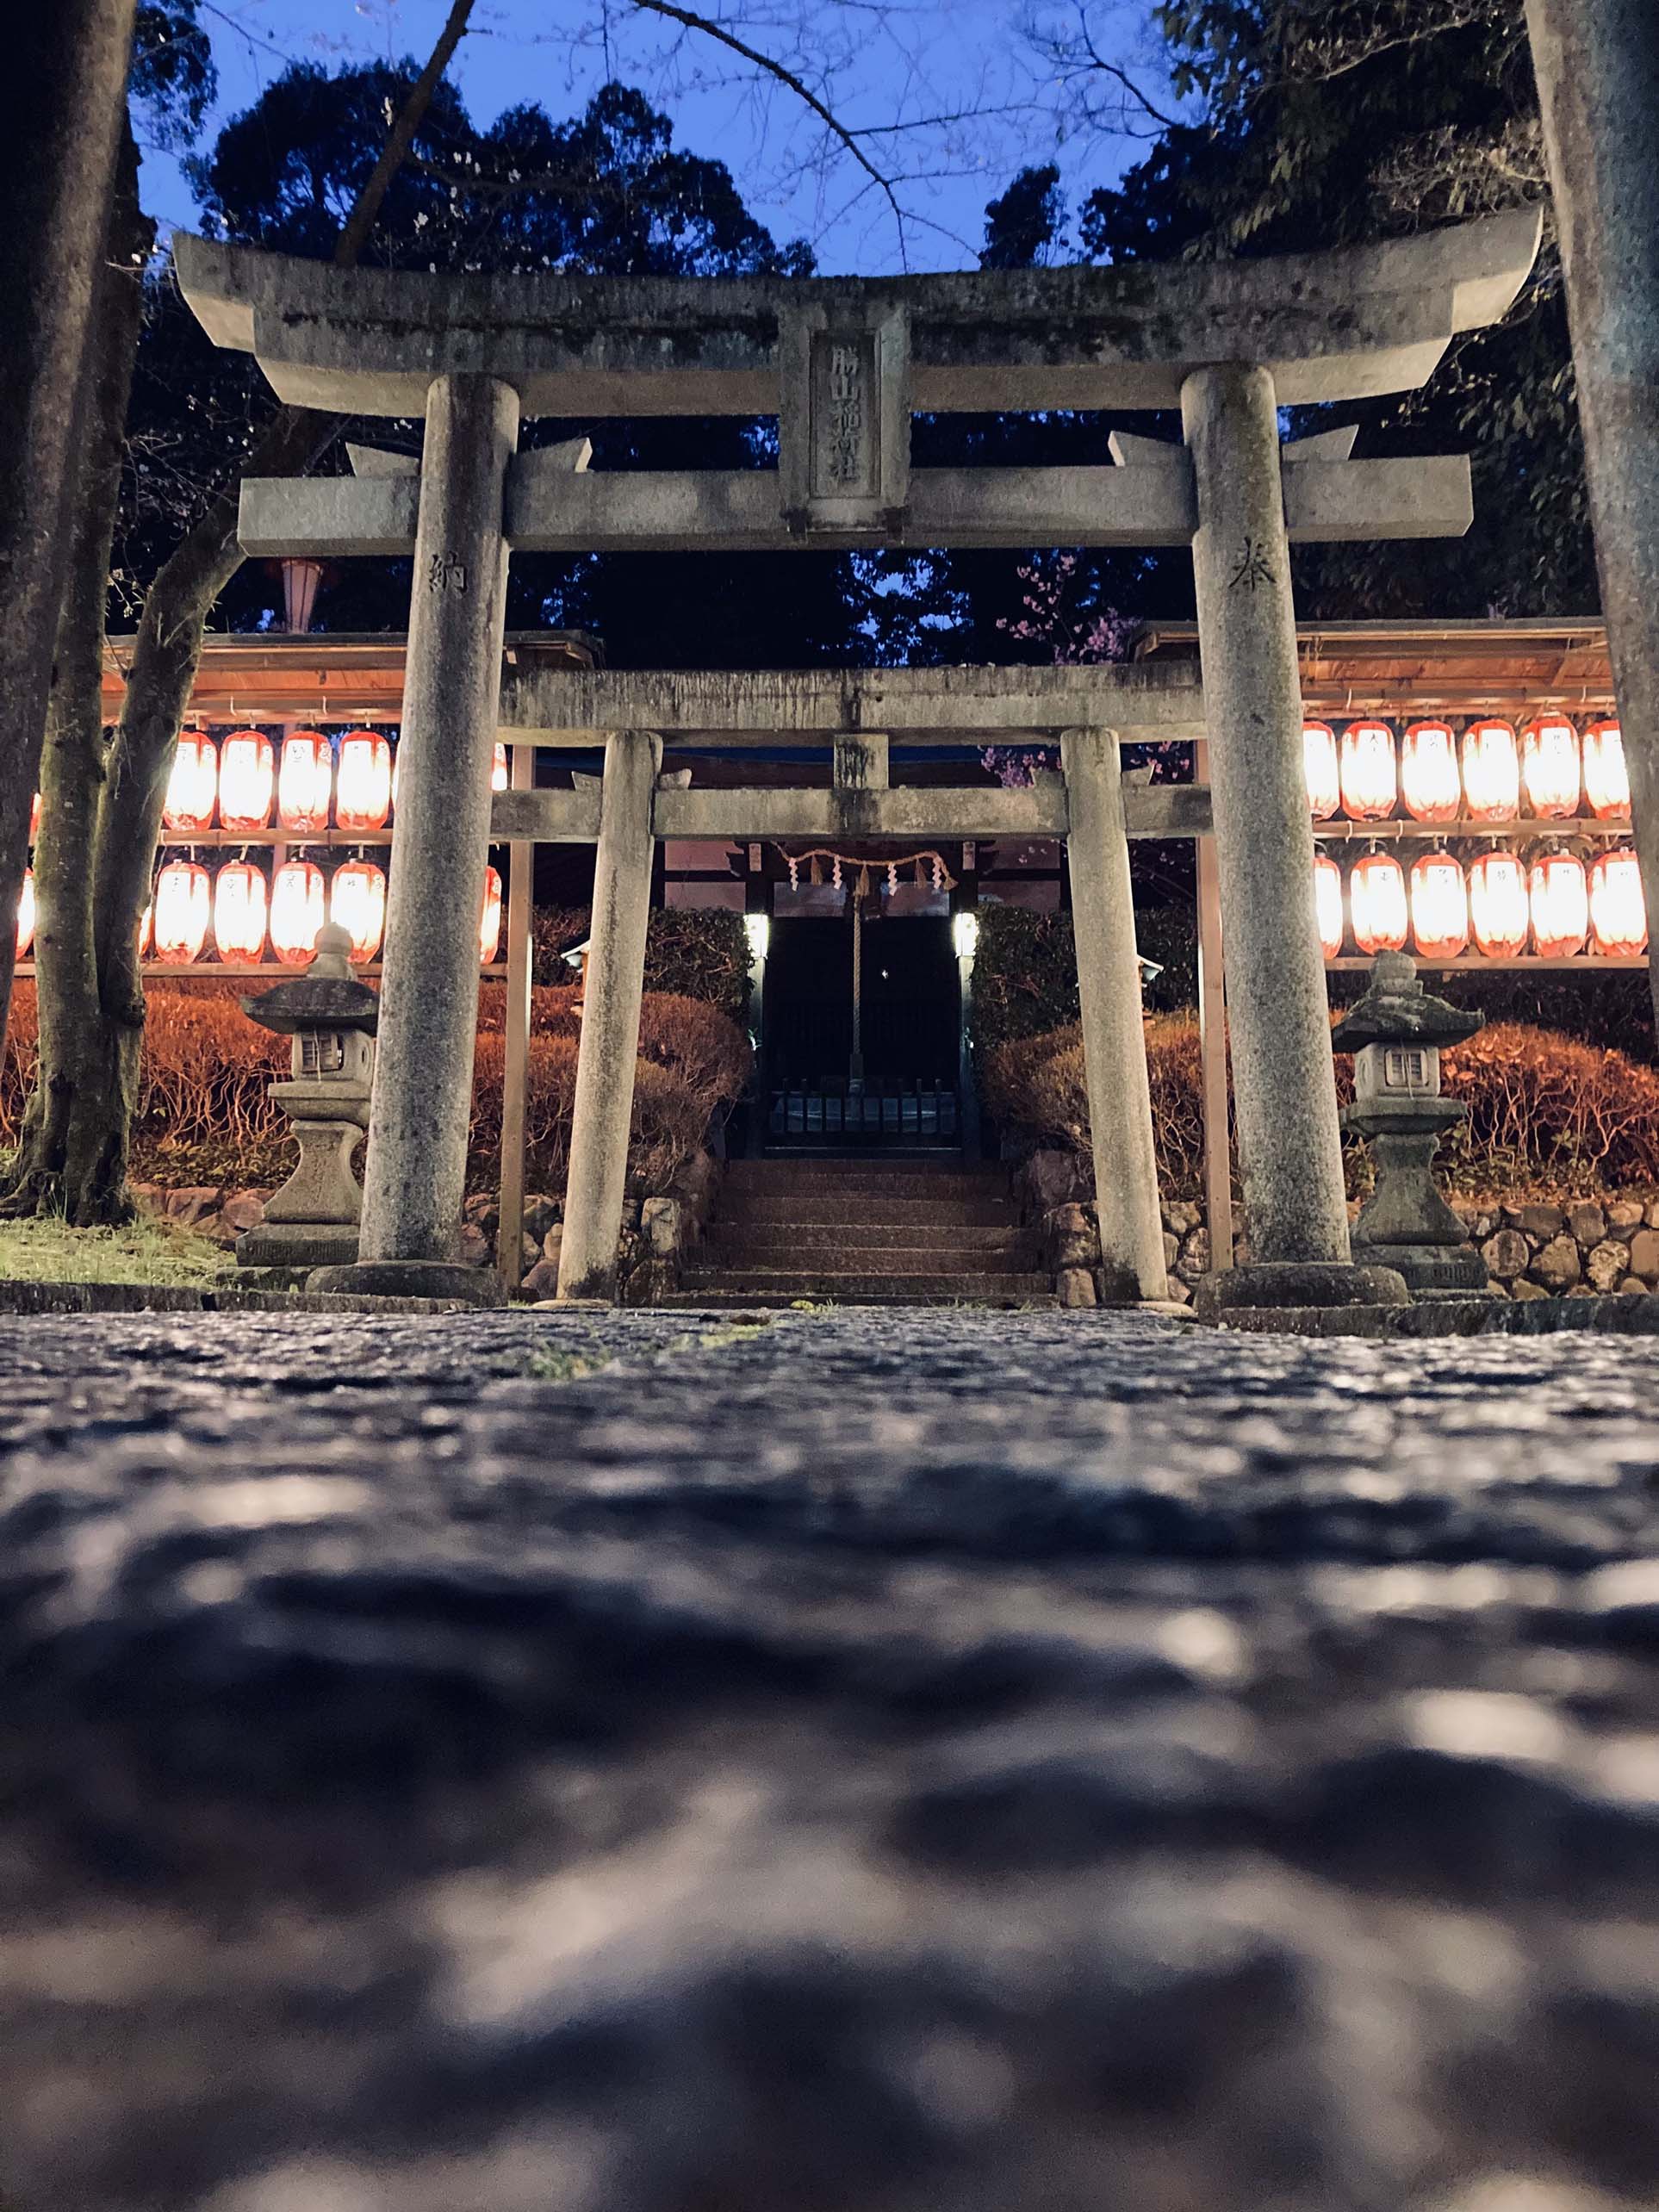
top-left (2, 1305), bottom-right (1656, 2212)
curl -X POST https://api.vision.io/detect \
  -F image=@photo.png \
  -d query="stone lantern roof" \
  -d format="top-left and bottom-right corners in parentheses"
top-left (1332, 950), bottom-right (1482, 1052)
top-left (240, 925), bottom-right (380, 1037)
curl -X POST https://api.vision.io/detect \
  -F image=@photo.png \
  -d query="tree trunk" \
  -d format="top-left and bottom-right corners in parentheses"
top-left (4, 115), bottom-right (153, 1221)
top-left (6, 0), bottom-right (476, 1221)
top-left (1525, 0), bottom-right (1659, 1040)
top-left (0, 0), bottom-right (137, 1065)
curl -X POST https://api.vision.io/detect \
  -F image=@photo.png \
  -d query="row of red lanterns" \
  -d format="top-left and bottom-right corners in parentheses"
top-left (158, 730), bottom-right (510, 836)
top-left (1314, 845), bottom-right (1648, 962)
top-left (1303, 715), bottom-right (1628, 824)
top-left (15, 861), bottom-right (505, 968)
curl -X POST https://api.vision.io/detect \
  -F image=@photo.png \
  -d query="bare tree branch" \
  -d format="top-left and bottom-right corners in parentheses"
top-left (617, 0), bottom-right (914, 257)
top-left (335, 0), bottom-right (475, 267)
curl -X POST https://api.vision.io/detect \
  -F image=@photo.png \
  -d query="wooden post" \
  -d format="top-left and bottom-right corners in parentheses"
top-left (1194, 737), bottom-right (1233, 1273)
top-left (494, 740), bottom-right (534, 1287)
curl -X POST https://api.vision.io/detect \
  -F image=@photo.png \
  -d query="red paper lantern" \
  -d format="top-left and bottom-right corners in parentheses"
top-left (1468, 849), bottom-right (1529, 959)
top-left (1520, 716), bottom-right (1581, 820)
top-left (479, 864), bottom-right (503, 965)
top-left (336, 731), bottom-right (392, 832)
top-left (1338, 719), bottom-right (1397, 821)
top-left (1302, 722), bottom-right (1339, 820)
top-left (1529, 851), bottom-right (1589, 960)
top-left (270, 859), bottom-right (325, 966)
top-left (1460, 719), bottom-right (1520, 821)
top-left (153, 859), bottom-right (211, 964)
top-left (212, 860), bottom-right (269, 963)
top-left (329, 859), bottom-right (386, 963)
top-left (277, 730), bottom-right (332, 833)
top-left (1588, 847), bottom-right (1647, 957)
top-left (1400, 720), bottom-right (1462, 824)
top-left (1409, 850), bottom-right (1469, 960)
top-left (218, 729), bottom-right (275, 833)
top-left (1313, 848), bottom-right (1344, 958)
top-left (163, 730), bottom-right (218, 833)
top-left (28, 792), bottom-right (40, 843)
top-left (492, 743), bottom-right (509, 793)
top-left (16, 870), bottom-right (35, 960)
top-left (1581, 718), bottom-right (1630, 819)
top-left (1350, 849), bottom-right (1408, 954)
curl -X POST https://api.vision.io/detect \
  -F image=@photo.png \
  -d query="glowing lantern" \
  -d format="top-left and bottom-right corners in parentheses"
top-left (335, 731), bottom-right (392, 831)
top-left (1408, 850), bottom-right (1469, 960)
top-left (1467, 849), bottom-right (1529, 959)
top-left (1338, 719), bottom-right (1397, 821)
top-left (277, 730), bottom-right (332, 833)
top-left (163, 730), bottom-right (217, 833)
top-left (1313, 848), bottom-right (1345, 958)
top-left (1520, 716), bottom-right (1581, 820)
top-left (1588, 847), bottom-right (1647, 957)
top-left (1400, 720), bottom-right (1462, 823)
top-left (329, 859), bottom-right (386, 963)
top-left (1303, 721), bottom-right (1340, 819)
top-left (16, 870), bottom-right (34, 960)
top-left (211, 860), bottom-right (269, 964)
top-left (1528, 851), bottom-right (1589, 960)
top-left (153, 859), bottom-right (210, 964)
top-left (1350, 848), bottom-right (1408, 954)
top-left (218, 729), bottom-right (275, 833)
top-left (492, 743), bottom-right (509, 792)
top-left (1581, 718), bottom-right (1630, 819)
top-left (479, 864), bottom-right (503, 965)
top-left (1460, 719), bottom-right (1520, 821)
top-left (139, 902), bottom-right (152, 957)
top-left (270, 859), bottom-right (326, 966)
top-left (28, 792), bottom-right (40, 843)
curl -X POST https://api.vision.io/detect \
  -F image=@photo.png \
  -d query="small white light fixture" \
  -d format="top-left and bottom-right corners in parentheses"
top-left (952, 910), bottom-right (979, 960)
top-left (744, 912), bottom-right (770, 961)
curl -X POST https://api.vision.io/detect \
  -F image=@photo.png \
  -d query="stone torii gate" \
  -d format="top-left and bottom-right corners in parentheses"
top-left (176, 211), bottom-right (1538, 1308)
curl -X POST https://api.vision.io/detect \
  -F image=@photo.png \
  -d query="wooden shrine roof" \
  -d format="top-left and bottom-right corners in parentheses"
top-left (98, 630), bottom-right (595, 724)
top-left (1134, 618), bottom-right (1616, 715)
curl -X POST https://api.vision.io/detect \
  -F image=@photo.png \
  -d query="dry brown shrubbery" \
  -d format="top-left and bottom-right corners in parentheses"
top-left (0, 982), bottom-right (752, 1195)
top-left (989, 1015), bottom-right (1659, 1198)
top-left (985, 1016), bottom-right (1209, 1192)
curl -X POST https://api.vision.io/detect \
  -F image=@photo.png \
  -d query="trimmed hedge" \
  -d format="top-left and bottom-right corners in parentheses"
top-left (988, 1015), bottom-right (1659, 1201)
top-left (968, 900), bottom-right (1198, 1072)
top-left (531, 906), bottom-right (750, 1019)
top-left (0, 980), bottom-right (753, 1196)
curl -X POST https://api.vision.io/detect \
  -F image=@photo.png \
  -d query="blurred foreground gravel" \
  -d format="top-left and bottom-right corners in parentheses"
top-left (1, 1304), bottom-right (1657, 2212)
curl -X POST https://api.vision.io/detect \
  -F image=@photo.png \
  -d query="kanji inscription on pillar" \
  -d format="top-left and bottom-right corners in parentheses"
top-left (811, 332), bottom-right (878, 500)
top-left (427, 552), bottom-right (469, 594)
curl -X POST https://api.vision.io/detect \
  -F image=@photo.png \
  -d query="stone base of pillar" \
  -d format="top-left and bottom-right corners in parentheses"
top-left (236, 1222), bottom-right (361, 1271)
top-left (306, 1260), bottom-right (506, 1308)
top-left (1351, 1239), bottom-right (1495, 1300)
top-left (1193, 1260), bottom-right (1409, 1319)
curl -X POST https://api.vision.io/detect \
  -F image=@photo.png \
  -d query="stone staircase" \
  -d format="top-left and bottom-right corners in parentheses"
top-left (680, 1158), bottom-right (1052, 1305)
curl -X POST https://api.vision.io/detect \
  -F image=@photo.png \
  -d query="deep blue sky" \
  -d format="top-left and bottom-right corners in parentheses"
top-left (142, 0), bottom-right (1177, 272)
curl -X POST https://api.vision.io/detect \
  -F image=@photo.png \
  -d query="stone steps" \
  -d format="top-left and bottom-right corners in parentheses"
top-left (707, 1221), bottom-right (1038, 1258)
top-left (721, 1196), bottom-right (1022, 1229)
top-left (678, 1267), bottom-right (1055, 1303)
top-left (686, 1156), bottom-right (1047, 1306)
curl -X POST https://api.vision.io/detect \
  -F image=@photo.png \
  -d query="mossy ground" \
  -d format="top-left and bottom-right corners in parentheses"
top-left (0, 1215), bottom-right (230, 1286)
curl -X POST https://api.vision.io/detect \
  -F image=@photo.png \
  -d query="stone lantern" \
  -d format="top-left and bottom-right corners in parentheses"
top-left (234, 923), bottom-right (379, 1279)
top-left (1332, 949), bottom-right (1490, 1298)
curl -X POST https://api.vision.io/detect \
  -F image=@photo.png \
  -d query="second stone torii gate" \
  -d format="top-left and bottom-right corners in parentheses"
top-left (489, 661), bottom-right (1213, 1302)
top-left (174, 209), bottom-right (1541, 1308)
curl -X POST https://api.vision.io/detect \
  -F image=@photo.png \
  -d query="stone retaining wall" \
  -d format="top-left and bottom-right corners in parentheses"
top-left (1012, 1151), bottom-right (1659, 1305)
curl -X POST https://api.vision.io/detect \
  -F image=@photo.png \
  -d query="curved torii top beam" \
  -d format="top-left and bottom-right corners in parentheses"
top-left (174, 210), bottom-right (1540, 419)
